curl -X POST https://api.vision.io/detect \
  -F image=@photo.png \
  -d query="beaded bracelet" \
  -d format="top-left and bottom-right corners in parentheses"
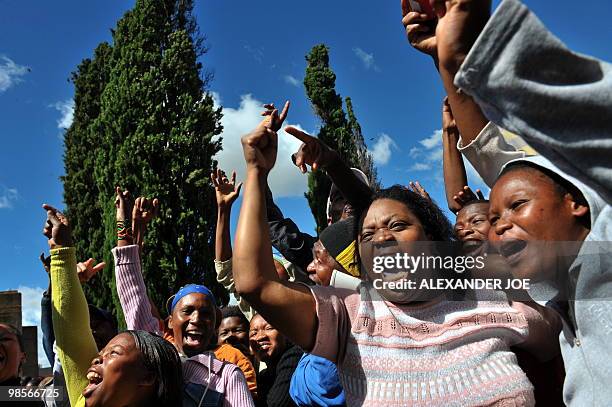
top-left (116, 220), bottom-right (133, 240)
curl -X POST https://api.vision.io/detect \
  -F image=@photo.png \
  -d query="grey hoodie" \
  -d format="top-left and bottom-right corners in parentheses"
top-left (454, 0), bottom-right (612, 404)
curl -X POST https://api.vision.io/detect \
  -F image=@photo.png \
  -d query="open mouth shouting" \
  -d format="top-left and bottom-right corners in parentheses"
top-left (83, 367), bottom-right (104, 398)
top-left (184, 329), bottom-right (206, 349)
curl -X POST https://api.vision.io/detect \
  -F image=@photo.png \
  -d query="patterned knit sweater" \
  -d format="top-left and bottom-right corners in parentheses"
top-left (310, 285), bottom-right (560, 407)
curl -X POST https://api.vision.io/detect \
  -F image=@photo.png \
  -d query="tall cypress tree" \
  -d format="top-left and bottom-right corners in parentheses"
top-left (62, 42), bottom-right (113, 307)
top-left (345, 97), bottom-right (380, 190)
top-left (303, 44), bottom-right (378, 233)
top-left (63, 0), bottom-right (224, 322)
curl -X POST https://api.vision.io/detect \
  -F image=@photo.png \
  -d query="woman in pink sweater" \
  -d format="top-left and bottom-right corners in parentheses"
top-left (112, 188), bottom-right (254, 407)
top-left (231, 105), bottom-right (561, 406)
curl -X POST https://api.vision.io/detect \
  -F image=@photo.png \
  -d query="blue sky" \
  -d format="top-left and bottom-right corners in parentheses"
top-left (1, 0), bottom-right (612, 366)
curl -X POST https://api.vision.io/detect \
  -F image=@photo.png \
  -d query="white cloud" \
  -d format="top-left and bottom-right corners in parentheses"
top-left (426, 146), bottom-right (443, 162)
top-left (284, 75), bottom-right (300, 87)
top-left (210, 91), bottom-right (222, 108)
top-left (213, 94), bottom-right (308, 197)
top-left (410, 162), bottom-right (431, 171)
top-left (419, 129), bottom-right (442, 149)
top-left (352, 47), bottom-right (380, 72)
top-left (0, 56), bottom-right (28, 92)
top-left (52, 99), bottom-right (75, 129)
top-left (408, 129), bottom-right (489, 194)
top-left (371, 133), bottom-right (398, 165)
top-left (410, 129), bottom-right (443, 174)
top-left (0, 186), bottom-right (18, 209)
top-left (18, 286), bottom-right (50, 367)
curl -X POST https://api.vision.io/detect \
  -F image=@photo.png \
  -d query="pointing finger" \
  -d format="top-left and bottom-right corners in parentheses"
top-left (279, 100), bottom-right (290, 123)
top-left (285, 126), bottom-right (313, 143)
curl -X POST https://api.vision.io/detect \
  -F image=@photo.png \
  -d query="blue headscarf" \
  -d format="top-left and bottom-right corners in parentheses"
top-left (290, 353), bottom-right (346, 407)
top-left (169, 284), bottom-right (217, 313)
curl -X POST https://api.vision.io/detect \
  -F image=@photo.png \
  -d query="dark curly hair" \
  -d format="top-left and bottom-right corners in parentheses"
top-left (220, 305), bottom-right (250, 327)
top-left (360, 185), bottom-right (456, 242)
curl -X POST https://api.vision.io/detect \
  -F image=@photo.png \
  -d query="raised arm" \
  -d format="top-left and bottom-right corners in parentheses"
top-left (113, 187), bottom-right (160, 334)
top-left (446, 0), bottom-right (612, 202)
top-left (233, 103), bottom-right (317, 352)
top-left (263, 103), bottom-right (317, 276)
top-left (265, 183), bottom-right (317, 274)
top-left (44, 204), bottom-right (97, 407)
top-left (440, 98), bottom-right (470, 212)
top-left (401, 3), bottom-right (488, 147)
top-left (39, 253), bottom-right (56, 367)
top-left (213, 169), bottom-right (242, 262)
top-left (211, 169), bottom-right (256, 318)
top-left (285, 126), bottom-right (373, 213)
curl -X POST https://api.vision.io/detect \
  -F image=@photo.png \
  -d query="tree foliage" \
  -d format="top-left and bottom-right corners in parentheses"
top-left (62, 0), bottom-right (225, 325)
top-left (303, 44), bottom-right (379, 233)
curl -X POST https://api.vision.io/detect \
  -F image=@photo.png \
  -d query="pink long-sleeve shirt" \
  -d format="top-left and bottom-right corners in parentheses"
top-left (113, 244), bottom-right (254, 407)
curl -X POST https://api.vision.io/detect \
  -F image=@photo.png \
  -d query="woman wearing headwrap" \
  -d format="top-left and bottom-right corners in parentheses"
top-left (112, 188), bottom-right (254, 407)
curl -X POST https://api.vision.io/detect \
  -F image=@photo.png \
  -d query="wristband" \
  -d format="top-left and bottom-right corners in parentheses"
top-left (116, 220), bottom-right (133, 240)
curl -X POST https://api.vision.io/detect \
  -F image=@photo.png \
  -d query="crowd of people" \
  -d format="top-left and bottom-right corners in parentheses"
top-left (2, 0), bottom-right (611, 405)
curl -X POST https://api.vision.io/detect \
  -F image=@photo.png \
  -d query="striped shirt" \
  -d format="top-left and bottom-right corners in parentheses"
top-left (113, 244), bottom-right (254, 407)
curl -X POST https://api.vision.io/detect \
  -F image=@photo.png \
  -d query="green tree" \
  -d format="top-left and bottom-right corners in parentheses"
top-left (62, 42), bottom-right (113, 310)
top-left (345, 97), bottom-right (380, 190)
top-left (303, 44), bottom-right (378, 233)
top-left (63, 0), bottom-right (224, 324)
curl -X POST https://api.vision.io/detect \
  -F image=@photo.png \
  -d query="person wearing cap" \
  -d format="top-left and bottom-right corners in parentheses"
top-left (307, 218), bottom-right (361, 288)
top-left (262, 102), bottom-right (374, 275)
top-left (266, 167), bottom-right (371, 277)
top-left (289, 218), bottom-right (362, 407)
top-left (112, 189), bottom-right (254, 406)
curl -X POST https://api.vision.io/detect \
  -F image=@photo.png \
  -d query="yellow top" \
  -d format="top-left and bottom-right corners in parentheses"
top-left (50, 247), bottom-right (96, 407)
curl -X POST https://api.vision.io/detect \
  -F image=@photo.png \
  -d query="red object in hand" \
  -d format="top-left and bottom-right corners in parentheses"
top-left (402, 0), bottom-right (436, 19)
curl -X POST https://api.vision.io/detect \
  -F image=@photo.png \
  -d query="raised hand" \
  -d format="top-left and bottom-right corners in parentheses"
top-left (401, 9), bottom-right (438, 58)
top-left (260, 101), bottom-right (290, 132)
top-left (409, 181), bottom-right (431, 201)
top-left (115, 187), bottom-right (134, 244)
top-left (453, 185), bottom-right (486, 209)
top-left (132, 196), bottom-right (159, 228)
top-left (115, 187), bottom-right (133, 222)
top-left (433, 0), bottom-right (491, 73)
top-left (77, 258), bottom-right (106, 284)
top-left (284, 126), bottom-right (336, 173)
top-left (211, 168), bottom-right (243, 209)
top-left (241, 117), bottom-right (281, 175)
top-left (42, 204), bottom-right (72, 249)
top-left (132, 196), bottom-right (159, 251)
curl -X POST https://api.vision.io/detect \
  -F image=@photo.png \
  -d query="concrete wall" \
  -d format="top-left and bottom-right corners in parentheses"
top-left (0, 290), bottom-right (22, 329)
